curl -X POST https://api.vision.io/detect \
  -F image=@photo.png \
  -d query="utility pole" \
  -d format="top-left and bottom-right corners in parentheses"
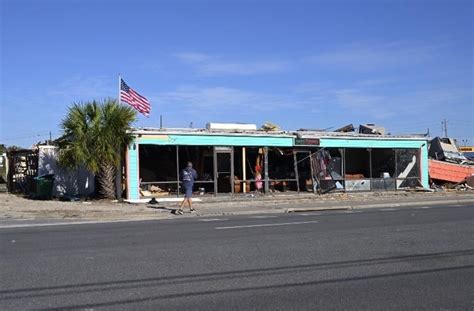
top-left (441, 119), bottom-right (448, 137)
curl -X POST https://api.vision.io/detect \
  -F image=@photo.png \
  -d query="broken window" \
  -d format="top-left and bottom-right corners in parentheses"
top-left (267, 147), bottom-right (298, 193)
top-left (295, 150), bottom-right (314, 192)
top-left (327, 148), bottom-right (344, 190)
top-left (344, 148), bottom-right (370, 178)
top-left (234, 147), bottom-right (265, 193)
top-left (179, 146), bottom-right (215, 194)
top-left (344, 148), bottom-right (371, 191)
top-left (396, 149), bottom-right (421, 189)
top-left (138, 145), bottom-right (178, 196)
top-left (370, 148), bottom-right (396, 191)
top-left (138, 145), bottom-right (215, 197)
top-left (311, 149), bottom-right (336, 194)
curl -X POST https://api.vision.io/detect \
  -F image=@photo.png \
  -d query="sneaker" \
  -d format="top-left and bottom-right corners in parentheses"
top-left (190, 208), bottom-right (196, 212)
top-left (176, 209), bottom-right (184, 215)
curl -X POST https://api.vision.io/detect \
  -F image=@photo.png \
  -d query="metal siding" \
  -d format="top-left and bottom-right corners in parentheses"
top-left (127, 144), bottom-right (140, 200)
top-left (138, 134), bottom-right (293, 147)
top-left (320, 138), bottom-right (425, 149)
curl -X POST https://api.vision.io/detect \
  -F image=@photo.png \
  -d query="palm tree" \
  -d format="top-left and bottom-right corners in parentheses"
top-left (58, 99), bottom-right (136, 199)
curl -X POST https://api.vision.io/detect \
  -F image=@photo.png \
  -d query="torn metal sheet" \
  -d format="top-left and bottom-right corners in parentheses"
top-left (428, 137), bottom-right (469, 164)
top-left (359, 124), bottom-right (386, 135)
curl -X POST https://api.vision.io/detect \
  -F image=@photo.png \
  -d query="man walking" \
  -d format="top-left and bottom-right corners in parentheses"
top-left (177, 161), bottom-right (198, 215)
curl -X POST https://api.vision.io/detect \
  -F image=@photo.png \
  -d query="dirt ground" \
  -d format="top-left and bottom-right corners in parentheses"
top-left (1, 190), bottom-right (473, 221)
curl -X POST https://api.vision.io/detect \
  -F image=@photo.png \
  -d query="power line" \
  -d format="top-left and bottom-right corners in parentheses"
top-left (0, 130), bottom-right (63, 142)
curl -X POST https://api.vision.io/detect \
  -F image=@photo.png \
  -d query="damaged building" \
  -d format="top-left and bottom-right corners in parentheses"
top-left (124, 123), bottom-right (429, 201)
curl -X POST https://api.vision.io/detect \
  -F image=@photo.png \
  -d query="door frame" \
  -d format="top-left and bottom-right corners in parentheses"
top-left (213, 146), bottom-right (234, 195)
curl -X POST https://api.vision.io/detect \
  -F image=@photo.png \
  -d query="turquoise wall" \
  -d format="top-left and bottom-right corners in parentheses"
top-left (137, 134), bottom-right (293, 147)
top-left (127, 144), bottom-right (140, 200)
top-left (319, 138), bottom-right (426, 149)
top-left (420, 143), bottom-right (429, 188)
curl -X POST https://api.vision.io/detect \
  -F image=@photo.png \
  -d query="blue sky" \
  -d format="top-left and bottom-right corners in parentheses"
top-left (1, 0), bottom-right (472, 147)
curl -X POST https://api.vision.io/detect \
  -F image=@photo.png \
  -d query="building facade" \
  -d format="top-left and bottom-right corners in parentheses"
top-left (124, 128), bottom-right (429, 201)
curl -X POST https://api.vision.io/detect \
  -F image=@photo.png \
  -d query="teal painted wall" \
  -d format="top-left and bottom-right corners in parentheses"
top-left (420, 143), bottom-right (429, 188)
top-left (319, 138), bottom-right (425, 149)
top-left (127, 144), bottom-right (140, 200)
top-left (137, 134), bottom-right (293, 147)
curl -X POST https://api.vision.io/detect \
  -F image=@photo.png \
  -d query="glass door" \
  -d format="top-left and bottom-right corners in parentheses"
top-left (214, 147), bottom-right (234, 194)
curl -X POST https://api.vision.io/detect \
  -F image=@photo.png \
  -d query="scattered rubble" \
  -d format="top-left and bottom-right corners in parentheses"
top-left (428, 137), bottom-right (474, 192)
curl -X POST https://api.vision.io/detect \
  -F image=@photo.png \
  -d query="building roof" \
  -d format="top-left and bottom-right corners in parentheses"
top-left (132, 127), bottom-right (429, 141)
top-left (132, 127), bottom-right (293, 138)
top-left (295, 130), bottom-right (429, 141)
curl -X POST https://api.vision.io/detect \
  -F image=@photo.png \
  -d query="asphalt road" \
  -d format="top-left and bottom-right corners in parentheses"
top-left (1, 203), bottom-right (473, 310)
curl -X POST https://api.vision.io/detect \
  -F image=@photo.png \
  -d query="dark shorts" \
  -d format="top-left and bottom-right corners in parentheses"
top-left (183, 183), bottom-right (193, 198)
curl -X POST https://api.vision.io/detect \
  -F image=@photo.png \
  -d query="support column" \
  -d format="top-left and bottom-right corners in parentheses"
top-left (213, 147), bottom-right (218, 196)
top-left (176, 145), bottom-right (180, 197)
top-left (293, 150), bottom-right (300, 194)
top-left (264, 147), bottom-right (269, 194)
top-left (231, 147), bottom-right (235, 196)
top-left (242, 147), bottom-right (246, 193)
top-left (368, 148), bottom-right (372, 191)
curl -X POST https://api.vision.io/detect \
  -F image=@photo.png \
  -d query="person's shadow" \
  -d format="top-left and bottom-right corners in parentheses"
top-left (146, 198), bottom-right (173, 213)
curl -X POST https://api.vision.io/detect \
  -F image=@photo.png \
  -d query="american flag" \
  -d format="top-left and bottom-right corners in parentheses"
top-left (120, 78), bottom-right (151, 116)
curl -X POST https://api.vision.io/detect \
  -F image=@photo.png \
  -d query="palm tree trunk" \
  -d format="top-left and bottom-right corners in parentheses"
top-left (97, 163), bottom-right (116, 199)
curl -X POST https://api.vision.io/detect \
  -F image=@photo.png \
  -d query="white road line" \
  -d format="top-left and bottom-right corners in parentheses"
top-left (381, 208), bottom-right (398, 211)
top-left (10, 218), bottom-right (36, 221)
top-left (199, 218), bottom-right (228, 222)
top-left (215, 220), bottom-right (318, 230)
top-left (299, 213), bottom-right (322, 216)
top-left (417, 206), bottom-right (431, 209)
top-left (0, 219), bottom-right (148, 229)
top-left (248, 215), bottom-right (278, 219)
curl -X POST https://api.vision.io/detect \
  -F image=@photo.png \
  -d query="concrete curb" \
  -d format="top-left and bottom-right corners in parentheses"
top-left (2, 198), bottom-right (472, 226)
top-left (285, 198), bottom-right (474, 213)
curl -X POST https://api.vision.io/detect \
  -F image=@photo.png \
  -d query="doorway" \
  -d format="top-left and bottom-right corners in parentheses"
top-left (295, 150), bottom-right (314, 192)
top-left (214, 147), bottom-right (234, 194)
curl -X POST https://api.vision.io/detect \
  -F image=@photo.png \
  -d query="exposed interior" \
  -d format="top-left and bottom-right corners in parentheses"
top-left (295, 150), bottom-right (314, 192)
top-left (345, 148), bottom-right (370, 178)
top-left (135, 145), bottom-right (422, 197)
top-left (233, 147), bottom-right (263, 193)
top-left (371, 149), bottom-right (396, 178)
top-left (267, 147), bottom-right (298, 192)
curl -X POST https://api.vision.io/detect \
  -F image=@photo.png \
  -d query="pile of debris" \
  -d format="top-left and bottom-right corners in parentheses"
top-left (428, 137), bottom-right (474, 191)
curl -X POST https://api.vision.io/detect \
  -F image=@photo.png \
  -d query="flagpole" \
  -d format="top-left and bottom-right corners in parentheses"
top-left (116, 73), bottom-right (122, 200)
top-left (118, 73), bottom-right (121, 105)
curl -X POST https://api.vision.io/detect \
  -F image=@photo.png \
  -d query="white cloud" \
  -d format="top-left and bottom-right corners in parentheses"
top-left (309, 42), bottom-right (443, 70)
top-left (175, 52), bottom-right (291, 76)
top-left (175, 52), bottom-right (211, 63)
top-left (47, 76), bottom-right (113, 101)
top-left (153, 85), bottom-right (300, 113)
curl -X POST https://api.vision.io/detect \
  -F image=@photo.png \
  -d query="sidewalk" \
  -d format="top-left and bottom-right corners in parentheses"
top-left (1, 191), bottom-right (473, 224)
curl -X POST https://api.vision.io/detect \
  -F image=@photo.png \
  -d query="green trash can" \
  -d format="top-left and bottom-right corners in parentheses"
top-left (35, 174), bottom-right (55, 200)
